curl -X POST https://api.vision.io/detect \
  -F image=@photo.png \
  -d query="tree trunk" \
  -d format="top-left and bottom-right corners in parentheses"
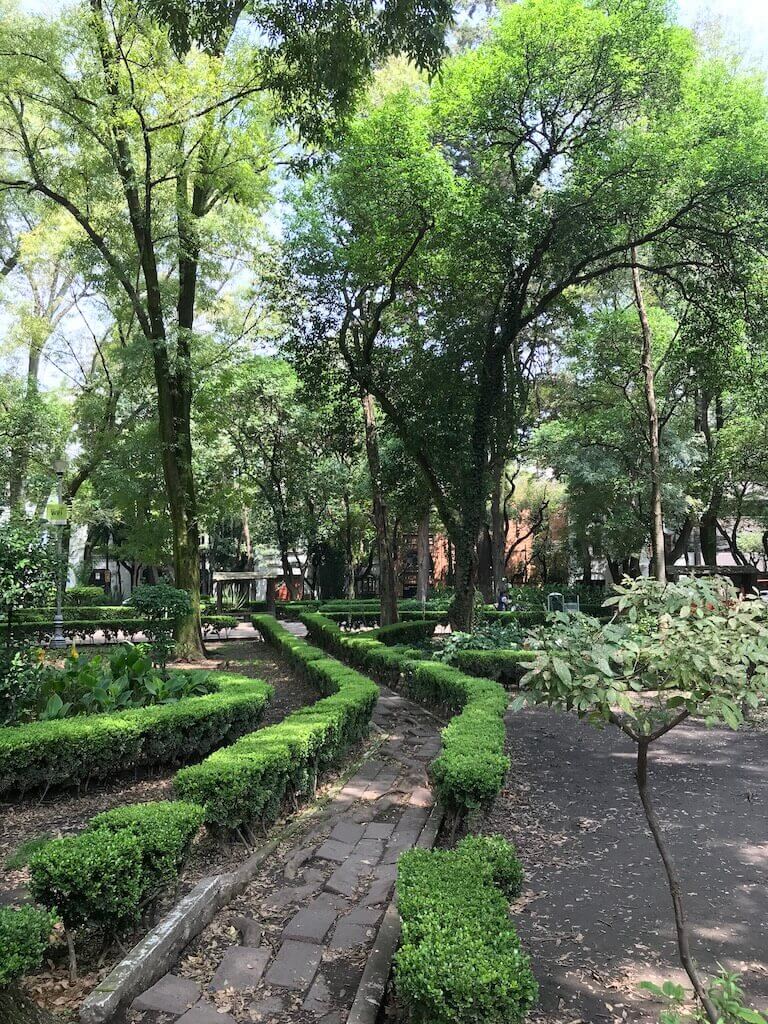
top-left (490, 464), bottom-right (508, 600)
top-left (241, 508), bottom-right (253, 569)
top-left (476, 525), bottom-right (493, 603)
top-left (631, 252), bottom-right (666, 584)
top-left (416, 509), bottom-right (431, 604)
top-left (0, 987), bottom-right (59, 1024)
top-left (359, 390), bottom-right (398, 626)
top-left (449, 530), bottom-right (477, 631)
top-left (635, 742), bottom-right (718, 1024)
top-left (343, 492), bottom-right (356, 600)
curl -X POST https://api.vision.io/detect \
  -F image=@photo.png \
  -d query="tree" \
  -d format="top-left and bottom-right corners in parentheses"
top-left (282, 0), bottom-right (768, 628)
top-left (517, 576), bottom-right (768, 1024)
top-left (0, 0), bottom-right (279, 651)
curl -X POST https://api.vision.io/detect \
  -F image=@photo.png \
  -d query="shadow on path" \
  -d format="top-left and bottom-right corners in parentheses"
top-left (482, 708), bottom-right (768, 1023)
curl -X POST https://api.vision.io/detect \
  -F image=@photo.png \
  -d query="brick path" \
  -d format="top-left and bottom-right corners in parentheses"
top-left (128, 623), bottom-right (442, 1024)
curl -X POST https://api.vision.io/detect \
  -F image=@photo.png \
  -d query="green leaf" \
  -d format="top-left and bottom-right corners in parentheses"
top-left (552, 658), bottom-right (572, 687)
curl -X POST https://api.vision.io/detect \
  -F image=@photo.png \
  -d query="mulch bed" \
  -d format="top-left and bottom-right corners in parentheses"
top-left (479, 706), bottom-right (768, 1024)
top-left (2, 639), bottom-right (321, 1021)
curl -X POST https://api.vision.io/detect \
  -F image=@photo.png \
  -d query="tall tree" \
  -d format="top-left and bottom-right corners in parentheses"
top-left (283, 0), bottom-right (768, 626)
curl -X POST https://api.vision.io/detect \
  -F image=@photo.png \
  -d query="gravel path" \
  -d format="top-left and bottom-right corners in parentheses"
top-left (482, 707), bottom-right (768, 1024)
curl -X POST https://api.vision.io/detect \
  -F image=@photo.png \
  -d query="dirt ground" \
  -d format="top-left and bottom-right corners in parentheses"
top-left (482, 707), bottom-right (768, 1024)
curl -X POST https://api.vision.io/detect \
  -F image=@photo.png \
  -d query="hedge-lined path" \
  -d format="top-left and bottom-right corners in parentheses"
top-left (482, 706), bottom-right (768, 1024)
top-left (0, 642), bottom-right (318, 906)
top-left (127, 642), bottom-right (442, 1024)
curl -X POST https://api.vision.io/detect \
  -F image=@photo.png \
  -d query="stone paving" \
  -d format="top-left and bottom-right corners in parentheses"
top-left (128, 623), bottom-right (442, 1024)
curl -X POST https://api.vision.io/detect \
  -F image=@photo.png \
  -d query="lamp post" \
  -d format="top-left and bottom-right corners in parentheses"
top-left (49, 458), bottom-right (68, 649)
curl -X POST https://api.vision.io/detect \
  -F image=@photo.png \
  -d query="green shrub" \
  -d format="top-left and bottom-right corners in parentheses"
top-left (448, 649), bottom-right (536, 687)
top-left (0, 906), bottom-right (58, 987)
top-left (0, 670), bottom-right (272, 795)
top-left (409, 662), bottom-right (509, 814)
top-left (29, 830), bottom-right (144, 934)
top-left (434, 621), bottom-right (523, 661)
top-left (29, 801), bottom-right (204, 936)
top-left (87, 801), bottom-right (204, 897)
top-left (63, 586), bottom-right (110, 607)
top-left (300, 614), bottom-right (510, 816)
top-left (202, 614), bottom-right (238, 638)
top-left (374, 620), bottom-right (437, 646)
top-left (175, 617), bottom-right (378, 828)
top-left (129, 584), bottom-right (191, 673)
top-left (396, 835), bottom-right (536, 1024)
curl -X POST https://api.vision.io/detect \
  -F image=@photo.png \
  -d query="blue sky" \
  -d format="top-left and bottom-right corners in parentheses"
top-left (15, 0), bottom-right (768, 61)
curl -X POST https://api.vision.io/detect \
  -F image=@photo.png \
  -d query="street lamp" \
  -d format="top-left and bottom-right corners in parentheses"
top-left (49, 458), bottom-right (69, 649)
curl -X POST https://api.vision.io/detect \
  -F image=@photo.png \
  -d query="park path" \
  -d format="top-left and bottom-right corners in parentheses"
top-left (128, 622), bottom-right (442, 1024)
top-left (485, 706), bottom-right (768, 1024)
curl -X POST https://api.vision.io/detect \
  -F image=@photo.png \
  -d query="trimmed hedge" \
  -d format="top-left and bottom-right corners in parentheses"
top-left (28, 801), bottom-right (203, 935)
top-left (0, 617), bottom-right (151, 643)
top-left (201, 614), bottom-right (238, 638)
top-left (0, 906), bottom-right (58, 987)
top-left (300, 614), bottom-right (510, 816)
top-left (30, 830), bottom-right (144, 934)
top-left (87, 801), bottom-right (204, 897)
top-left (396, 834), bottom-right (536, 1024)
top-left (373, 620), bottom-right (437, 646)
top-left (409, 661), bottom-right (509, 813)
top-left (174, 617), bottom-right (378, 829)
top-left (449, 649), bottom-right (536, 687)
top-left (0, 670), bottom-right (272, 796)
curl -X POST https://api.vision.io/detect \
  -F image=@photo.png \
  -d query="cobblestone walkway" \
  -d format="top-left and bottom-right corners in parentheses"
top-left (128, 624), bottom-right (442, 1024)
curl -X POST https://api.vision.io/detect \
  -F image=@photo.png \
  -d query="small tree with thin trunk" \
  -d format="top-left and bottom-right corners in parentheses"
top-left (515, 575), bottom-right (768, 1024)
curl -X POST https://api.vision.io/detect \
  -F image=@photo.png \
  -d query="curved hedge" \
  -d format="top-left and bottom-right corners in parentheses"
top-left (0, 670), bottom-right (272, 796)
top-left (299, 614), bottom-right (510, 816)
top-left (396, 834), bottom-right (536, 1024)
top-left (448, 649), bottom-right (536, 687)
top-left (174, 617), bottom-right (378, 829)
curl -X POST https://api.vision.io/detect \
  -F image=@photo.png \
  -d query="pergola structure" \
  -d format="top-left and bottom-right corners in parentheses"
top-left (212, 571), bottom-right (278, 614)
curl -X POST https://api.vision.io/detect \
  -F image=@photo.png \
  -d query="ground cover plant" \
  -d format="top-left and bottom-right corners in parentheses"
top-left (516, 575), bottom-right (768, 1024)
top-left (2, 645), bottom-right (214, 724)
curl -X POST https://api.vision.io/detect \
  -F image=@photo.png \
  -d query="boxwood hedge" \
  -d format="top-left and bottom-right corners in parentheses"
top-left (0, 670), bottom-right (272, 795)
top-left (0, 906), bottom-right (58, 987)
top-left (174, 617), bottom-right (378, 829)
top-left (396, 834), bottom-right (536, 1024)
top-left (448, 649), bottom-right (536, 687)
top-left (28, 801), bottom-right (203, 936)
top-left (299, 614), bottom-right (510, 816)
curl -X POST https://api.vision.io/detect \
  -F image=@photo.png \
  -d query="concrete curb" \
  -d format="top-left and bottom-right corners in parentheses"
top-left (79, 732), bottom-right (388, 1024)
top-left (346, 800), bottom-right (444, 1024)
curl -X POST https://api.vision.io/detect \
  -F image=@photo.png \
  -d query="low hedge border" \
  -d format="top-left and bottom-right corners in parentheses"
top-left (3, 614), bottom-right (243, 644)
top-left (373, 620), bottom-right (437, 646)
top-left (0, 670), bottom-right (273, 796)
top-left (448, 649), bottom-right (536, 687)
top-left (0, 906), bottom-right (59, 988)
top-left (28, 801), bottom-right (203, 938)
top-left (299, 614), bottom-right (510, 816)
top-left (1, 618), bottom-right (151, 643)
top-left (173, 616), bottom-right (378, 830)
top-left (396, 834), bottom-right (537, 1024)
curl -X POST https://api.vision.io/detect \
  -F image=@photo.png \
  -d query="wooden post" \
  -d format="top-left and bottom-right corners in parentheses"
top-left (216, 580), bottom-right (223, 613)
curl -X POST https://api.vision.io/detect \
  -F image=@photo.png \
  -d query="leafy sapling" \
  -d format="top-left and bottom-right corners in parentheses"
top-left (515, 576), bottom-right (768, 1024)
